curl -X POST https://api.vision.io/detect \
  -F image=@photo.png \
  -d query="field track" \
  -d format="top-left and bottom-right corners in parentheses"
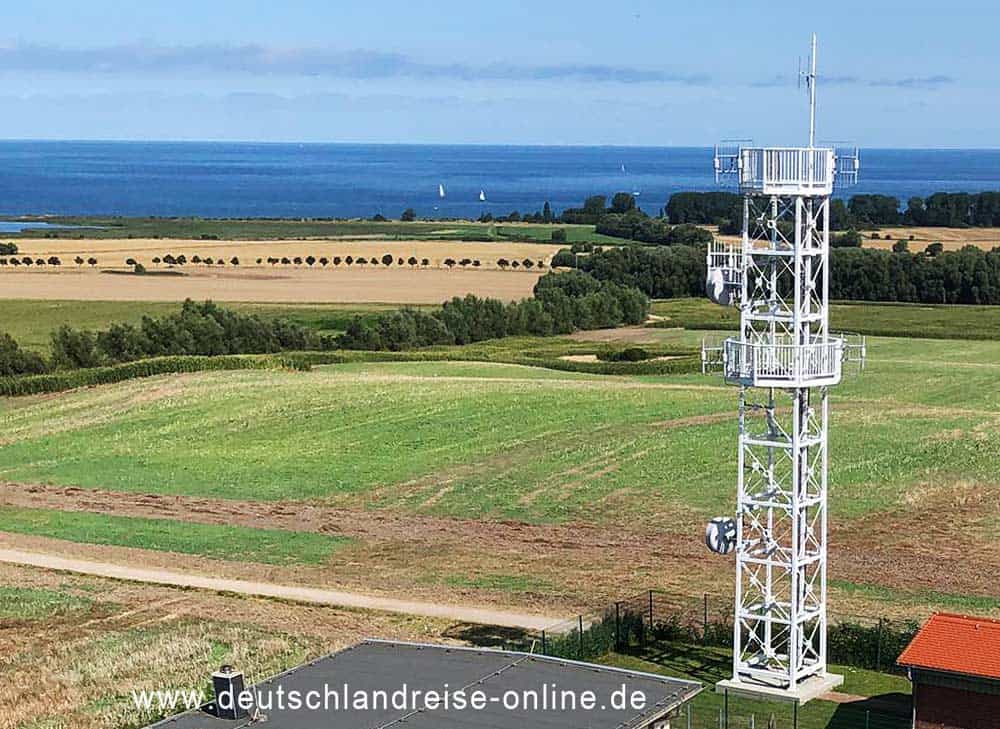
top-left (0, 548), bottom-right (562, 630)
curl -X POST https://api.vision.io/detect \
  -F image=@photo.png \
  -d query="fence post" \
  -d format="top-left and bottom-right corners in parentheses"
top-left (723, 688), bottom-right (729, 729)
top-left (541, 630), bottom-right (547, 655)
top-left (792, 701), bottom-right (797, 729)
top-left (703, 593), bottom-right (709, 644)
top-left (578, 614), bottom-right (584, 659)
top-left (876, 617), bottom-right (884, 672)
top-left (615, 602), bottom-right (622, 652)
top-left (865, 709), bottom-right (870, 729)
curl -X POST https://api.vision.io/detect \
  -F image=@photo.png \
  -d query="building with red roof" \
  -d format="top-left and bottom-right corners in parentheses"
top-left (897, 612), bottom-right (1000, 729)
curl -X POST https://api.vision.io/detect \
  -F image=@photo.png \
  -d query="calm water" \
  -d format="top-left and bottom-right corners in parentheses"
top-left (0, 141), bottom-right (998, 219)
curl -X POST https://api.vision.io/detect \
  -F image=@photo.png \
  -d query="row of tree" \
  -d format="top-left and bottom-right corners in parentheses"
top-left (0, 256), bottom-right (66, 267)
top-left (569, 242), bottom-right (1000, 305)
top-left (665, 190), bottom-right (1000, 230)
top-left (338, 271), bottom-right (649, 351)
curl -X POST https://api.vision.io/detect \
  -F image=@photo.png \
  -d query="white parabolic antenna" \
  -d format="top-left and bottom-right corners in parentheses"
top-left (705, 517), bottom-right (737, 554)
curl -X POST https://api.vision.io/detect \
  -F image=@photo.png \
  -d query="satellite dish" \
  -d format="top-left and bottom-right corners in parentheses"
top-left (705, 517), bottom-right (737, 555)
top-left (706, 268), bottom-right (734, 306)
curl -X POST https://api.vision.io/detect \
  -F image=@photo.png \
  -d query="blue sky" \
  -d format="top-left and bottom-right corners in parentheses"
top-left (0, 0), bottom-right (995, 147)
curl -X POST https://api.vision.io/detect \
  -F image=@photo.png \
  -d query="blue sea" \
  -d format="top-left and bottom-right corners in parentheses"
top-left (0, 141), bottom-right (998, 220)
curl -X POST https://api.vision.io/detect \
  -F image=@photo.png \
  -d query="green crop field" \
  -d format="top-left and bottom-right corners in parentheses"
top-left (3, 215), bottom-right (616, 244)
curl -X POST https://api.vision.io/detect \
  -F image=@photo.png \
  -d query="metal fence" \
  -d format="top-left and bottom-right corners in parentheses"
top-left (473, 589), bottom-right (916, 729)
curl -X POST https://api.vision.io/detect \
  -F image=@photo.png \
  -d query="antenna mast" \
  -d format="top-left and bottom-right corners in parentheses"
top-left (704, 35), bottom-right (865, 706)
top-left (807, 33), bottom-right (817, 148)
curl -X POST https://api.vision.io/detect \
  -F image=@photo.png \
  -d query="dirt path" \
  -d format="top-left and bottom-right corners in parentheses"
top-left (0, 548), bottom-right (562, 631)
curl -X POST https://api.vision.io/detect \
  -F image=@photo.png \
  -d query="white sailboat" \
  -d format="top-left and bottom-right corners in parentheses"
top-left (438, 183), bottom-right (445, 198)
top-left (478, 189), bottom-right (486, 202)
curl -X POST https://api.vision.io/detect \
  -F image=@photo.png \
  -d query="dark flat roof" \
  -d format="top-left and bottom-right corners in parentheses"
top-left (150, 640), bottom-right (701, 729)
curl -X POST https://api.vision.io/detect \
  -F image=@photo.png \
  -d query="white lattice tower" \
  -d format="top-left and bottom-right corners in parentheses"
top-left (703, 35), bottom-right (864, 702)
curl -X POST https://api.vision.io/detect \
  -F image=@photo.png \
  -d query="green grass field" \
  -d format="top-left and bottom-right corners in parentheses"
top-left (652, 297), bottom-right (1000, 340)
top-left (4, 216), bottom-right (617, 244)
top-left (1, 300), bottom-right (998, 621)
top-left (0, 506), bottom-right (352, 565)
top-left (2, 336), bottom-right (998, 524)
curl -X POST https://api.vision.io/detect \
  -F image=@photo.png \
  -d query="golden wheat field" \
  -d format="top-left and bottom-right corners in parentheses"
top-left (0, 238), bottom-right (559, 303)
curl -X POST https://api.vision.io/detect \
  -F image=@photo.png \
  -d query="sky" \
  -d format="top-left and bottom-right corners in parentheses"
top-left (0, 0), bottom-right (996, 147)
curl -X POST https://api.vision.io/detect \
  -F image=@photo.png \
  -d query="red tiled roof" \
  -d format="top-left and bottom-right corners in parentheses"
top-left (898, 612), bottom-right (1000, 680)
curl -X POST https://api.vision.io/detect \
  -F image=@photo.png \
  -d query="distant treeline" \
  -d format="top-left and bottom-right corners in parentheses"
top-left (338, 271), bottom-right (649, 351)
top-left (567, 244), bottom-right (1000, 305)
top-left (666, 191), bottom-right (1000, 230)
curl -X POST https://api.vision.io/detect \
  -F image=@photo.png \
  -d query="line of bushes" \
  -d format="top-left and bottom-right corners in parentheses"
top-left (49, 300), bottom-right (329, 371)
top-left (337, 271), bottom-right (650, 351)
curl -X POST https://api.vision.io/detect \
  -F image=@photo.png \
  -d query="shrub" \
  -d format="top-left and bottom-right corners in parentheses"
top-left (599, 347), bottom-right (652, 362)
top-left (0, 333), bottom-right (48, 376)
top-left (401, 208), bottom-right (417, 222)
top-left (551, 228), bottom-right (567, 242)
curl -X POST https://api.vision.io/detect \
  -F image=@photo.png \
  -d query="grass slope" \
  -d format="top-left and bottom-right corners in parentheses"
top-left (2, 337), bottom-right (999, 525)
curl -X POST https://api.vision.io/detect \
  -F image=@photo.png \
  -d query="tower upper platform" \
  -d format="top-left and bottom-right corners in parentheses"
top-left (714, 145), bottom-right (857, 196)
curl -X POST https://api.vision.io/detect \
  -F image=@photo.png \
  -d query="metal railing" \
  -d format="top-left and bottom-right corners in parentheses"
top-left (723, 336), bottom-right (844, 386)
top-left (739, 147), bottom-right (834, 194)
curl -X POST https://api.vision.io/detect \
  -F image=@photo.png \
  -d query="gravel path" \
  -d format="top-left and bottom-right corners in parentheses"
top-left (0, 548), bottom-right (562, 631)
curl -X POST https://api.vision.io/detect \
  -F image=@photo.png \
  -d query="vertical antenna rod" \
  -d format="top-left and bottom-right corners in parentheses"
top-left (807, 33), bottom-right (817, 149)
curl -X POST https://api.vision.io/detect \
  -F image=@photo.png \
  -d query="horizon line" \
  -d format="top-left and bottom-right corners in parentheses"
top-left (0, 137), bottom-right (998, 152)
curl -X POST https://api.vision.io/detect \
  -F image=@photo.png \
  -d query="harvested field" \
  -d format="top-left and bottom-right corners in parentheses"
top-left (0, 562), bottom-right (453, 729)
top-left (0, 266), bottom-right (543, 303)
top-left (862, 226), bottom-right (1000, 250)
